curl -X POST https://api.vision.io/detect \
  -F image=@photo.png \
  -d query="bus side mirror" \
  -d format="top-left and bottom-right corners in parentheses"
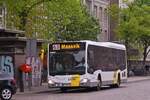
top-left (88, 68), bottom-right (94, 74)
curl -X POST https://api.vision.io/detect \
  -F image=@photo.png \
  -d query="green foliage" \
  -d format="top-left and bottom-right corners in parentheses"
top-left (134, 0), bottom-right (150, 6)
top-left (45, 0), bottom-right (100, 41)
top-left (0, 0), bottom-right (100, 41)
top-left (109, 0), bottom-right (150, 62)
top-left (108, 4), bottom-right (120, 21)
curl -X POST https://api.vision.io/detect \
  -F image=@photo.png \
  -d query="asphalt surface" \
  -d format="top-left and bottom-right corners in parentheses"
top-left (12, 76), bottom-right (150, 100)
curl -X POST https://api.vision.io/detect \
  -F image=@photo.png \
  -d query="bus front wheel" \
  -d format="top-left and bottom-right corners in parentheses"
top-left (96, 75), bottom-right (102, 91)
top-left (60, 87), bottom-right (67, 92)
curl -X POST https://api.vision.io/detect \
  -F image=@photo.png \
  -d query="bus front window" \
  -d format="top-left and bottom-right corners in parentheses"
top-left (49, 50), bottom-right (85, 75)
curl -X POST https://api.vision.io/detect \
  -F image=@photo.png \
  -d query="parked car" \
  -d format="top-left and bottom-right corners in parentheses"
top-left (0, 78), bottom-right (17, 100)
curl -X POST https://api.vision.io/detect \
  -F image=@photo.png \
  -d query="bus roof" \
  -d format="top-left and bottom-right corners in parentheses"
top-left (82, 40), bottom-right (126, 50)
top-left (50, 40), bottom-right (126, 50)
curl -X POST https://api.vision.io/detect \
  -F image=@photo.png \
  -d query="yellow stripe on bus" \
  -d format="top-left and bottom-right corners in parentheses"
top-left (71, 75), bottom-right (80, 87)
top-left (113, 70), bottom-right (119, 84)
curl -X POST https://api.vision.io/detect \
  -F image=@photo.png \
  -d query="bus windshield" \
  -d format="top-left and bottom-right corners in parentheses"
top-left (49, 50), bottom-right (85, 75)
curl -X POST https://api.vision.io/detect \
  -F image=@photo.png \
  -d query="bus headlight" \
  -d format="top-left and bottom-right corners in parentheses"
top-left (48, 80), bottom-right (54, 84)
top-left (81, 78), bottom-right (88, 83)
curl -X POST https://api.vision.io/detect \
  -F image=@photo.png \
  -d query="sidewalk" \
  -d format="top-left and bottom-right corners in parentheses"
top-left (127, 76), bottom-right (150, 83)
top-left (16, 76), bottom-right (150, 94)
top-left (16, 83), bottom-right (58, 95)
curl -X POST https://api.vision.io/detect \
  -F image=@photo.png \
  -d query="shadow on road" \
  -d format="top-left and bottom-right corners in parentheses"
top-left (35, 85), bottom-right (126, 94)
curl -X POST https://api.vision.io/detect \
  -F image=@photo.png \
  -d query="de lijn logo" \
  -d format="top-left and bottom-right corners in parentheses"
top-left (0, 55), bottom-right (13, 74)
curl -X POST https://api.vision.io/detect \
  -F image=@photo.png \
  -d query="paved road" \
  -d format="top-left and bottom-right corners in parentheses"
top-left (12, 80), bottom-right (150, 100)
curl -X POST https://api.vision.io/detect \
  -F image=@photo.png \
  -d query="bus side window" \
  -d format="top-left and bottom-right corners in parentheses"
top-left (87, 50), bottom-right (94, 69)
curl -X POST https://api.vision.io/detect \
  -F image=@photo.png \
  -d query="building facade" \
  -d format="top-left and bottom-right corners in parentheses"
top-left (84, 0), bottom-right (110, 41)
top-left (83, 0), bottom-right (129, 42)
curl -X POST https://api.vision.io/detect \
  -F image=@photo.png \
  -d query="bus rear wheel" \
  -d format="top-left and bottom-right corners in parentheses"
top-left (115, 76), bottom-right (121, 88)
top-left (111, 75), bottom-right (121, 88)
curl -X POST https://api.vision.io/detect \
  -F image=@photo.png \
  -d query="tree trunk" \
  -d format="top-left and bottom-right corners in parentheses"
top-left (19, 10), bottom-right (28, 31)
top-left (143, 46), bottom-right (147, 66)
top-left (143, 44), bottom-right (149, 64)
top-left (143, 45), bottom-right (149, 75)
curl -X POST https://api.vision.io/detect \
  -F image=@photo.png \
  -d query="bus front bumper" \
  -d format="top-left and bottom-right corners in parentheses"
top-left (48, 82), bottom-right (97, 88)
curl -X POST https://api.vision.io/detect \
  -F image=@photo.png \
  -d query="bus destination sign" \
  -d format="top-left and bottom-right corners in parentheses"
top-left (50, 42), bottom-right (85, 51)
top-left (61, 43), bottom-right (80, 49)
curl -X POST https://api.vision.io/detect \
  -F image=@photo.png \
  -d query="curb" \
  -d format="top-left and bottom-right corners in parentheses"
top-left (16, 84), bottom-right (59, 95)
top-left (127, 76), bottom-right (150, 84)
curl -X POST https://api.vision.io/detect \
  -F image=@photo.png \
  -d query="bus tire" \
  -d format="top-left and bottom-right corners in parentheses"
top-left (115, 74), bottom-right (121, 88)
top-left (96, 74), bottom-right (102, 91)
top-left (60, 87), bottom-right (67, 92)
top-left (111, 74), bottom-right (121, 88)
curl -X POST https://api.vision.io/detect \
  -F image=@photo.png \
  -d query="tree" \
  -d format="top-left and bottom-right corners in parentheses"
top-left (134, 5), bottom-right (150, 64)
top-left (0, 0), bottom-right (51, 37)
top-left (114, 0), bottom-right (150, 65)
top-left (44, 0), bottom-right (100, 41)
top-left (1, 0), bottom-right (100, 41)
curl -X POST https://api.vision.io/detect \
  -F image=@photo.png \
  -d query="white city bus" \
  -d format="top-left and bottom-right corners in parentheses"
top-left (48, 40), bottom-right (127, 92)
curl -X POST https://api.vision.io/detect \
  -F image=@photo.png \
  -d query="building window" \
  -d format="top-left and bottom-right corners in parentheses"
top-left (15, 47), bottom-right (25, 54)
top-left (0, 17), bottom-right (2, 27)
top-left (104, 8), bottom-right (108, 27)
top-left (94, 5), bottom-right (98, 18)
top-left (104, 29), bottom-right (108, 41)
top-left (0, 8), bottom-right (3, 15)
top-left (85, 0), bottom-right (92, 12)
top-left (0, 47), bottom-right (14, 53)
top-left (99, 7), bottom-right (102, 24)
top-left (104, 9), bottom-right (107, 21)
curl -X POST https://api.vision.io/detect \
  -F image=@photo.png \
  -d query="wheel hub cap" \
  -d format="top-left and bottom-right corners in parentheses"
top-left (2, 89), bottom-right (11, 99)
